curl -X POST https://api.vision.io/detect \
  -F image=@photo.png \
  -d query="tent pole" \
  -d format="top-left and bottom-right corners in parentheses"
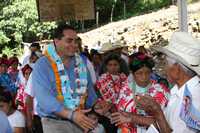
top-left (178, 0), bottom-right (188, 32)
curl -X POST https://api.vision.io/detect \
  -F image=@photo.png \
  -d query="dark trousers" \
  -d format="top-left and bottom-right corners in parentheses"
top-left (99, 116), bottom-right (117, 133)
top-left (27, 115), bottom-right (43, 133)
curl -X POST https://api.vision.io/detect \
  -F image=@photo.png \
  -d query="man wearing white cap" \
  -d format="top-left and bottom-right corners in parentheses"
top-left (136, 32), bottom-right (200, 133)
top-left (114, 32), bottom-right (200, 133)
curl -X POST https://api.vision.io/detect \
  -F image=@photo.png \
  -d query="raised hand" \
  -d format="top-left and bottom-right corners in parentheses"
top-left (135, 94), bottom-right (162, 116)
top-left (94, 101), bottom-right (112, 116)
top-left (73, 109), bottom-right (97, 132)
top-left (110, 112), bottom-right (132, 126)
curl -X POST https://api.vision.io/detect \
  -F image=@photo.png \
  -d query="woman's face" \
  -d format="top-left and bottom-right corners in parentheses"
top-left (0, 102), bottom-right (10, 115)
top-left (0, 64), bottom-right (8, 74)
top-left (24, 68), bottom-right (32, 80)
top-left (106, 59), bottom-right (120, 75)
top-left (133, 66), bottom-right (151, 87)
top-left (93, 54), bottom-right (101, 64)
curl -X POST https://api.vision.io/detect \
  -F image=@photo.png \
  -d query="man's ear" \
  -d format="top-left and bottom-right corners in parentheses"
top-left (54, 39), bottom-right (60, 46)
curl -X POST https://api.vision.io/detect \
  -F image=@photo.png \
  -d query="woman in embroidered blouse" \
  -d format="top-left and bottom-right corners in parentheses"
top-left (8, 56), bottom-right (19, 83)
top-left (15, 64), bottom-right (32, 114)
top-left (95, 53), bottom-right (136, 133)
top-left (111, 53), bottom-right (170, 133)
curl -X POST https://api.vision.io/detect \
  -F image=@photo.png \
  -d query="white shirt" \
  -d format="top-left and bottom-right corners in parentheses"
top-left (8, 110), bottom-right (25, 130)
top-left (165, 76), bottom-right (200, 133)
top-left (25, 81), bottom-right (38, 115)
top-left (86, 59), bottom-right (97, 84)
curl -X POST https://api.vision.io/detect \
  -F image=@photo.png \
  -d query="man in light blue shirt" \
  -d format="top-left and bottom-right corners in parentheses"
top-left (27, 24), bottom-right (98, 133)
top-left (0, 111), bottom-right (12, 133)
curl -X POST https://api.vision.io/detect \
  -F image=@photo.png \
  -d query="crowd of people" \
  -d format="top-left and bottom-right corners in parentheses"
top-left (0, 23), bottom-right (200, 133)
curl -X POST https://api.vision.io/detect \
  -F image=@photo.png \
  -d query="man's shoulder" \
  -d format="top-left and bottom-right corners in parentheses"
top-left (187, 76), bottom-right (200, 91)
top-left (31, 56), bottom-right (54, 80)
top-left (34, 56), bottom-right (51, 68)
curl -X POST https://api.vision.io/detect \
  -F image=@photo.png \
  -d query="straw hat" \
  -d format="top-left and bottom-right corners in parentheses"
top-left (99, 40), bottom-right (127, 53)
top-left (154, 32), bottom-right (200, 75)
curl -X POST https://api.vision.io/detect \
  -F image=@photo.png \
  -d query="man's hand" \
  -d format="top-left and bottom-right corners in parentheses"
top-left (73, 109), bottom-right (97, 132)
top-left (26, 119), bottom-right (33, 132)
top-left (94, 101), bottom-right (112, 115)
top-left (110, 112), bottom-right (132, 126)
top-left (135, 95), bottom-right (162, 116)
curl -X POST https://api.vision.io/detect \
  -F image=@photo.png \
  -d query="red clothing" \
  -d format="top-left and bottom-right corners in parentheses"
top-left (15, 83), bottom-right (28, 113)
top-left (96, 73), bottom-right (136, 133)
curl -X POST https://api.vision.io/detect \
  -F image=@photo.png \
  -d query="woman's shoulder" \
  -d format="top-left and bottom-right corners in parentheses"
top-left (8, 110), bottom-right (25, 127)
top-left (9, 110), bottom-right (24, 120)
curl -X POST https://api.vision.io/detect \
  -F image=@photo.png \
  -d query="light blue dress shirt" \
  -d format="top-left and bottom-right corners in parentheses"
top-left (27, 56), bottom-right (97, 117)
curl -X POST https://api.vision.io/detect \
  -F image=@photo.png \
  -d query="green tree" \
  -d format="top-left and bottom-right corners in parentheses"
top-left (0, 0), bottom-right (56, 53)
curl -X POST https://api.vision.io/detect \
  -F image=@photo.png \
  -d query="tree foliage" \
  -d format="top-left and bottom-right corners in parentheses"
top-left (0, 0), bottom-right (56, 53)
top-left (0, 0), bottom-right (198, 55)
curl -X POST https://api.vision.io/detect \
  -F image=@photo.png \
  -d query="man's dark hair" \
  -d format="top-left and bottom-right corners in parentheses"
top-left (53, 24), bottom-right (76, 40)
top-left (30, 42), bottom-right (40, 50)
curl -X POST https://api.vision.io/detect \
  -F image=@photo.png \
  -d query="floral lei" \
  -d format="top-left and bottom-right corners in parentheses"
top-left (44, 44), bottom-right (88, 110)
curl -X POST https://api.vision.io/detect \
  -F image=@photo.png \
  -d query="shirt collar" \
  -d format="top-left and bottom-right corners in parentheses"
top-left (186, 75), bottom-right (200, 90)
top-left (171, 76), bottom-right (200, 98)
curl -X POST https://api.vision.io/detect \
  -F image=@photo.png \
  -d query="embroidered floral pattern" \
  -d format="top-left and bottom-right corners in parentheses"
top-left (96, 73), bottom-right (136, 133)
top-left (15, 83), bottom-right (28, 113)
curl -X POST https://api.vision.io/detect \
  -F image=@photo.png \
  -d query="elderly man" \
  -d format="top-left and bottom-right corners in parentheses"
top-left (27, 24), bottom-right (98, 133)
top-left (111, 32), bottom-right (200, 133)
top-left (136, 32), bottom-right (200, 133)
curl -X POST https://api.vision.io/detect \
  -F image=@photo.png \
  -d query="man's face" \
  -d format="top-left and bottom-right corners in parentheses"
top-left (30, 47), bottom-right (38, 52)
top-left (164, 60), bottom-right (179, 84)
top-left (54, 29), bottom-right (77, 57)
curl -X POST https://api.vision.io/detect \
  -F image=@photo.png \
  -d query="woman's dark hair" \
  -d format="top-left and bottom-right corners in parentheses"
top-left (0, 57), bottom-right (9, 66)
top-left (99, 53), bottom-right (129, 76)
top-left (129, 52), bottom-right (154, 73)
top-left (0, 87), bottom-right (13, 104)
top-left (9, 56), bottom-right (19, 65)
top-left (0, 86), bottom-right (16, 109)
top-left (90, 49), bottom-right (101, 61)
top-left (138, 46), bottom-right (148, 54)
